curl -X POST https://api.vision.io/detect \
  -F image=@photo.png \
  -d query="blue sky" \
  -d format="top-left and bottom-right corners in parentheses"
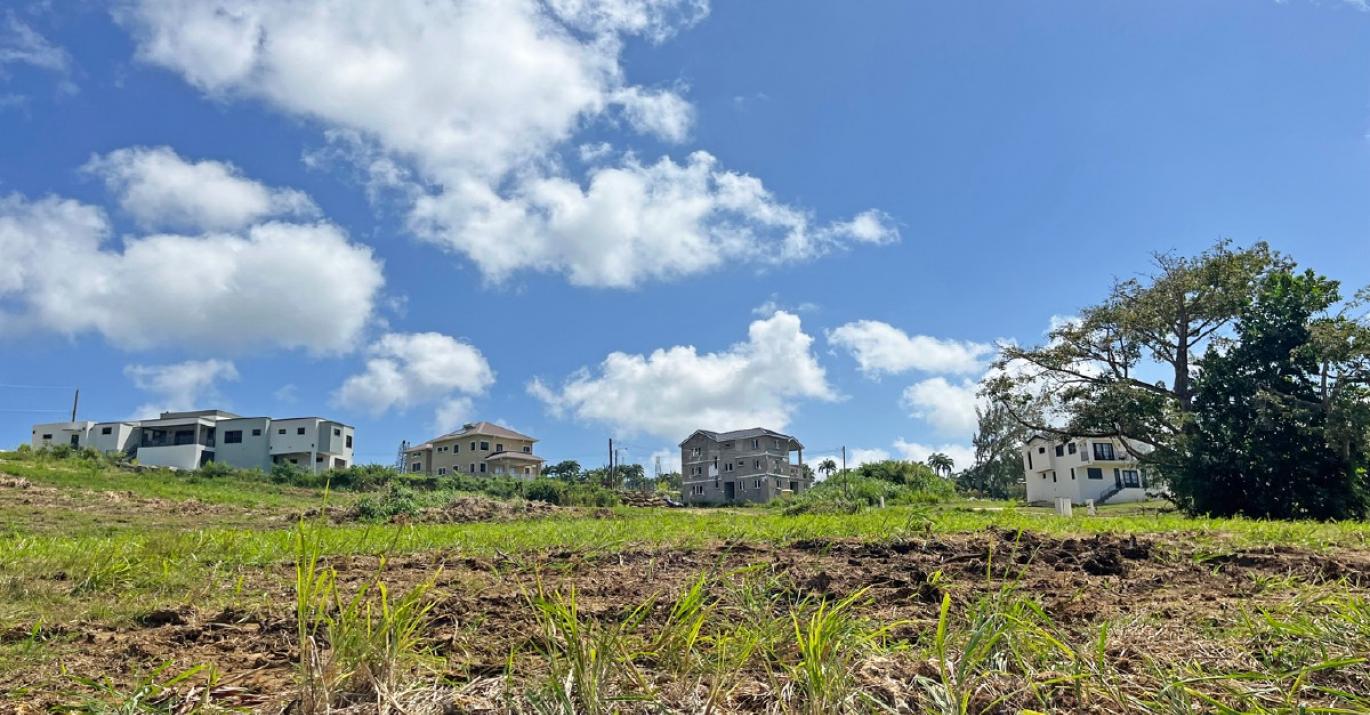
top-left (2, 0), bottom-right (1369, 472)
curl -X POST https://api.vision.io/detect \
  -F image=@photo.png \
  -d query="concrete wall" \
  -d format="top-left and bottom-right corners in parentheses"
top-left (30, 422), bottom-right (92, 450)
top-left (215, 417), bottom-right (273, 471)
top-left (89, 423), bottom-right (138, 455)
top-left (269, 419), bottom-right (322, 457)
top-left (136, 444), bottom-right (206, 470)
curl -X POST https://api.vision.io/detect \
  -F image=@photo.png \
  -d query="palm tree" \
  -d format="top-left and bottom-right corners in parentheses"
top-left (927, 452), bottom-right (954, 478)
top-left (817, 458), bottom-right (838, 479)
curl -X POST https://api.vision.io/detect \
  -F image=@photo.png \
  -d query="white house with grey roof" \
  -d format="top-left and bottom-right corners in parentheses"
top-left (403, 422), bottom-right (546, 479)
top-left (680, 427), bottom-right (811, 505)
top-left (31, 409), bottom-right (354, 472)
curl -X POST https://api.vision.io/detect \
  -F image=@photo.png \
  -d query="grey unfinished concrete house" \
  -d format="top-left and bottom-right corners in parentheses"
top-left (680, 428), bottom-right (811, 505)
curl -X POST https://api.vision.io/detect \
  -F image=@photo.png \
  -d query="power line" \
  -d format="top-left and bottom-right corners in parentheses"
top-left (0, 383), bottom-right (76, 390)
top-left (0, 408), bottom-right (68, 413)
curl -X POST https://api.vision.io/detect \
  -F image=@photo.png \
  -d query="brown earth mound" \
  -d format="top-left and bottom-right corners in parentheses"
top-left (8, 530), bottom-right (1369, 712)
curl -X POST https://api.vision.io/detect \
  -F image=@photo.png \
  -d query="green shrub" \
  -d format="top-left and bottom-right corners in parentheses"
top-left (323, 464), bottom-right (400, 491)
top-left (355, 484), bottom-right (420, 520)
top-left (780, 466), bottom-right (953, 516)
top-left (564, 484), bottom-right (619, 507)
top-left (526, 478), bottom-right (567, 505)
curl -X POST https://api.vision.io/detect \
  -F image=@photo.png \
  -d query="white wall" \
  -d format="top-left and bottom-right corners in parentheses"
top-left (136, 444), bottom-right (204, 470)
top-left (215, 417), bottom-right (272, 471)
top-left (89, 423), bottom-right (137, 455)
top-left (30, 422), bottom-right (92, 449)
top-left (269, 418), bottom-right (322, 456)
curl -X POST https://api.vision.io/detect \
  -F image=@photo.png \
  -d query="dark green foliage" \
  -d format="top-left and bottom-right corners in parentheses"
top-left (1173, 270), bottom-right (1370, 520)
top-left (957, 402), bottom-right (1031, 500)
top-left (542, 460), bottom-right (582, 481)
top-left (780, 460), bottom-right (954, 515)
top-left (525, 478), bottom-right (567, 504)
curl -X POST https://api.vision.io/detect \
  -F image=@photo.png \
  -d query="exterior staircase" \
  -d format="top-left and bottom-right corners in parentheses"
top-left (1096, 484), bottom-right (1124, 505)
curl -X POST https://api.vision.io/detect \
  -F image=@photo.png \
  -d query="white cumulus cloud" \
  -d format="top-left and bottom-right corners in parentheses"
top-left (117, 0), bottom-right (895, 288)
top-left (333, 332), bottom-right (495, 430)
top-left (84, 146), bottom-right (318, 231)
top-left (828, 320), bottom-right (992, 376)
top-left (529, 310), bottom-right (835, 440)
top-left (125, 358), bottom-right (239, 419)
top-left (0, 193), bottom-right (384, 352)
top-left (901, 376), bottom-right (981, 438)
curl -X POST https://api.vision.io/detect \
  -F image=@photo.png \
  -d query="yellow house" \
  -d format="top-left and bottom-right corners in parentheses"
top-left (403, 422), bottom-right (545, 479)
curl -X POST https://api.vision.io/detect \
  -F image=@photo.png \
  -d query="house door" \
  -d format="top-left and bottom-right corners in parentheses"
top-left (69, 434), bottom-right (80, 448)
top-left (723, 481), bottom-right (735, 501)
top-left (1121, 469), bottom-right (1141, 488)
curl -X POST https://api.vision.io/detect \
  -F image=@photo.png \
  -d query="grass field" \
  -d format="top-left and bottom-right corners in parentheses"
top-left (2, 450), bottom-right (1369, 713)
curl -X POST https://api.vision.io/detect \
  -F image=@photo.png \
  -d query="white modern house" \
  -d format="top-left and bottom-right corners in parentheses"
top-left (30, 409), bottom-right (354, 472)
top-left (1021, 433), bottom-right (1151, 505)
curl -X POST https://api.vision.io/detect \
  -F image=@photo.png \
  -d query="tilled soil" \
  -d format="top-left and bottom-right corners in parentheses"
top-left (5, 530), bottom-right (1370, 712)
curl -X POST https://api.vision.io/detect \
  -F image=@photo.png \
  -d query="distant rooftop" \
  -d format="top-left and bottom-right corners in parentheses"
top-left (680, 427), bottom-right (803, 449)
top-left (408, 421), bottom-right (538, 450)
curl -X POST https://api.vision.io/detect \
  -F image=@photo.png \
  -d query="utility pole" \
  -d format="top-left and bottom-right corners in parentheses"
top-left (841, 445), bottom-right (850, 500)
top-left (70, 388), bottom-right (79, 422)
top-left (608, 437), bottom-right (615, 488)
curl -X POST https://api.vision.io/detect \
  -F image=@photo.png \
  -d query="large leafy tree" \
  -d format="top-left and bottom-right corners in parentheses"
top-left (957, 402), bottom-right (1034, 500)
top-left (1173, 270), bottom-right (1370, 519)
top-left (984, 240), bottom-right (1282, 464)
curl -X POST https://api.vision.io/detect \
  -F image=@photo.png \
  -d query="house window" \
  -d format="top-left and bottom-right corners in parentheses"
top-left (1038, 446), bottom-right (1046, 454)
top-left (522, 445), bottom-right (531, 453)
top-left (1121, 469), bottom-right (1141, 488)
top-left (751, 438), bottom-right (760, 449)
top-left (691, 447), bottom-right (701, 457)
top-left (724, 463), bottom-right (734, 472)
top-left (1087, 467), bottom-right (1103, 480)
top-left (1070, 468), bottom-right (1076, 480)
top-left (479, 463), bottom-right (487, 473)
top-left (1093, 442), bottom-right (1116, 460)
top-left (471, 441), bottom-right (476, 451)
top-left (411, 462), bottom-right (422, 472)
top-left (495, 466), bottom-right (504, 474)
top-left (495, 443), bottom-right (504, 452)
top-left (297, 427), bottom-right (306, 436)
top-left (252, 429), bottom-right (262, 436)
top-left (1027, 452), bottom-right (1033, 469)
top-left (174, 429), bottom-right (194, 445)
top-left (438, 467), bottom-right (447, 475)
top-left (41, 433), bottom-right (52, 440)
top-left (754, 460), bottom-right (761, 469)
top-left (452, 443), bottom-right (457, 453)
top-left (469, 464), bottom-right (476, 473)
top-left (480, 441), bottom-right (489, 450)
top-left (1054, 445), bottom-right (1064, 457)
top-left (1051, 471), bottom-right (1057, 482)
top-left (754, 479), bottom-right (761, 489)
top-left (224, 430), bottom-right (243, 444)
top-left (723, 442), bottom-right (733, 449)
top-left (278, 429), bottom-right (286, 435)
top-left (101, 426), bottom-right (113, 435)
top-left (333, 428), bottom-right (341, 437)
top-left (1067, 443), bottom-right (1077, 454)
